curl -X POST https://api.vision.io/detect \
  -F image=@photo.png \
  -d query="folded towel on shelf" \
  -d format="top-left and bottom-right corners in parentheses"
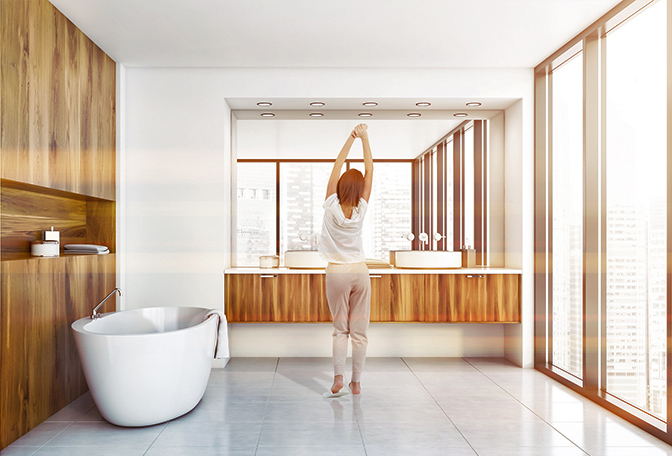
top-left (64, 244), bottom-right (109, 254)
top-left (203, 310), bottom-right (230, 359)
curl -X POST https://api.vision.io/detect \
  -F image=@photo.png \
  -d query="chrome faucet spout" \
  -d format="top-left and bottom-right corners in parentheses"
top-left (92, 288), bottom-right (122, 319)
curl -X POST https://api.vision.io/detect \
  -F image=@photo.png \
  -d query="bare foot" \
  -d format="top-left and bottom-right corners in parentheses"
top-left (349, 381), bottom-right (361, 395)
top-left (331, 375), bottom-right (344, 394)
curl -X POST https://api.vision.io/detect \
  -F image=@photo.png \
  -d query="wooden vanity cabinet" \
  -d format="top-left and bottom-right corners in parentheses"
top-left (225, 272), bottom-right (520, 324)
top-left (225, 273), bottom-right (278, 322)
top-left (225, 273), bottom-right (331, 322)
top-left (277, 274), bottom-right (330, 322)
top-left (370, 274), bottom-right (424, 322)
top-left (454, 274), bottom-right (520, 322)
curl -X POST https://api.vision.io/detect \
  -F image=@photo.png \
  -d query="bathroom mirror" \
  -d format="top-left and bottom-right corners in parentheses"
top-left (231, 106), bottom-right (505, 267)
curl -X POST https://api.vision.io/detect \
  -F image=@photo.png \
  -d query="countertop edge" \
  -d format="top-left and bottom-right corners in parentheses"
top-left (225, 267), bottom-right (522, 274)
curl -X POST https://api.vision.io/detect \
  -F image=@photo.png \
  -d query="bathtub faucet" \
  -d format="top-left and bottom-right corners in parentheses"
top-left (92, 288), bottom-right (122, 319)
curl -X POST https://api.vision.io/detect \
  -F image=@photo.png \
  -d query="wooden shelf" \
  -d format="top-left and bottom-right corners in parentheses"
top-left (1, 180), bottom-right (115, 261)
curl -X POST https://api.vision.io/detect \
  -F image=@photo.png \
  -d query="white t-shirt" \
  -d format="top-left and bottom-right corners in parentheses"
top-left (318, 193), bottom-right (368, 264)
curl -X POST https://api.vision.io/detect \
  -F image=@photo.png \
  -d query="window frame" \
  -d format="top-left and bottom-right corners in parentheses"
top-left (534, 0), bottom-right (672, 441)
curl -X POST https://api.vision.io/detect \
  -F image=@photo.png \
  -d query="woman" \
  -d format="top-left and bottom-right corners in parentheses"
top-left (318, 123), bottom-right (373, 397)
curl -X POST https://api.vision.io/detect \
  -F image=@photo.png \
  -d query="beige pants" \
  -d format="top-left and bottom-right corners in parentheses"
top-left (325, 261), bottom-right (371, 383)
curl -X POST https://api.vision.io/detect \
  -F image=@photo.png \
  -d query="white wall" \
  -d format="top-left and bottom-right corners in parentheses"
top-left (488, 112), bottom-right (505, 267)
top-left (237, 119), bottom-right (461, 160)
top-left (120, 67), bottom-right (533, 362)
top-left (122, 69), bottom-right (230, 311)
top-left (503, 96), bottom-right (535, 368)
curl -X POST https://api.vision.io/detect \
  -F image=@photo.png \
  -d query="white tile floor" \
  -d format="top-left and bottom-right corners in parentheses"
top-left (3, 357), bottom-right (672, 456)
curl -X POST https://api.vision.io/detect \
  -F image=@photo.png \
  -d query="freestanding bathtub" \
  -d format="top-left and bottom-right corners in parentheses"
top-left (72, 306), bottom-right (218, 427)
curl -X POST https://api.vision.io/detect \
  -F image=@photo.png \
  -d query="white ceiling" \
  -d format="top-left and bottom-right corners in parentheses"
top-left (50, 0), bottom-right (622, 69)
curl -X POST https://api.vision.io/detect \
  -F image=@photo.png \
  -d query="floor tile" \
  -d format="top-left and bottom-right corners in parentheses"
top-left (364, 445), bottom-right (477, 456)
top-left (16, 357), bottom-right (672, 456)
top-left (32, 448), bottom-right (147, 456)
top-left (44, 422), bottom-right (164, 448)
top-left (0, 448), bottom-right (40, 456)
top-left (151, 421), bottom-right (262, 448)
top-left (144, 447), bottom-right (256, 456)
top-left (264, 401), bottom-right (357, 422)
top-left (257, 421), bottom-right (363, 448)
top-left (358, 420), bottom-right (470, 448)
top-left (255, 446), bottom-right (367, 456)
top-left (354, 401), bottom-right (449, 422)
top-left (475, 447), bottom-right (588, 456)
top-left (222, 357), bottom-right (278, 372)
top-left (171, 400), bottom-right (268, 423)
top-left (7, 423), bottom-right (71, 447)
top-left (46, 394), bottom-right (95, 423)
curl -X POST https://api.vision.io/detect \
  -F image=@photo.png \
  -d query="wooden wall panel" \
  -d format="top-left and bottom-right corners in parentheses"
top-left (0, 0), bottom-right (116, 200)
top-left (0, 254), bottom-right (116, 449)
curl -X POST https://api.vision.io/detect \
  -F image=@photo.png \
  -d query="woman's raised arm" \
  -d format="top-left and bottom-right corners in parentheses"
top-left (357, 125), bottom-right (373, 202)
top-left (325, 129), bottom-right (356, 199)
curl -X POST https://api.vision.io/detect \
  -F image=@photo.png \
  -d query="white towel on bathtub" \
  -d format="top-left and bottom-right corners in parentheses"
top-left (204, 310), bottom-right (230, 359)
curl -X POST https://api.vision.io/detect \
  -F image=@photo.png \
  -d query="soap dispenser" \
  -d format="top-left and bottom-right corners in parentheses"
top-left (462, 245), bottom-right (475, 268)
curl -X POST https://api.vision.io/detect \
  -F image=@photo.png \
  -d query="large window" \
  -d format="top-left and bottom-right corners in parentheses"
top-left (535, 0), bottom-right (668, 440)
top-left (236, 161), bottom-right (412, 265)
top-left (279, 163), bottom-right (332, 252)
top-left (604, 0), bottom-right (667, 419)
top-left (236, 162), bottom-right (276, 266)
top-left (550, 50), bottom-right (584, 380)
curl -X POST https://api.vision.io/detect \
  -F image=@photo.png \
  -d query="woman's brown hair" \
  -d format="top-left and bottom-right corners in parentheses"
top-left (337, 169), bottom-right (365, 207)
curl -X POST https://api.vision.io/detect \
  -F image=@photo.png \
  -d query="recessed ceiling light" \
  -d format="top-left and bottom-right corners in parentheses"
top-left (363, 102), bottom-right (378, 107)
top-left (310, 112), bottom-right (324, 117)
top-left (260, 112), bottom-right (275, 117)
top-left (257, 101), bottom-right (272, 107)
top-left (310, 102), bottom-right (325, 107)
top-left (358, 113), bottom-right (373, 117)
top-left (407, 113), bottom-right (421, 117)
top-left (454, 112), bottom-right (468, 117)
top-left (466, 102), bottom-right (482, 107)
top-left (416, 102), bottom-right (431, 107)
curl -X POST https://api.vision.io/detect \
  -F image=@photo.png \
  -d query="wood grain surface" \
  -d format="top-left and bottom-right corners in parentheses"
top-left (0, 254), bottom-right (116, 449)
top-left (1, 0), bottom-right (116, 200)
top-left (225, 273), bottom-right (520, 324)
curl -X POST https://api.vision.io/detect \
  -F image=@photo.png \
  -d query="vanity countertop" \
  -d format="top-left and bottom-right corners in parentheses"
top-left (225, 267), bottom-right (522, 275)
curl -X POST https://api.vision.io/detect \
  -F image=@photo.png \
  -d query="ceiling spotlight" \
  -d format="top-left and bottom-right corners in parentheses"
top-left (466, 102), bottom-right (482, 107)
top-left (358, 113), bottom-right (373, 117)
top-left (260, 112), bottom-right (275, 117)
top-left (416, 102), bottom-right (431, 107)
top-left (310, 102), bottom-right (325, 107)
top-left (363, 101), bottom-right (378, 107)
top-left (310, 112), bottom-right (324, 117)
top-left (454, 112), bottom-right (468, 117)
top-left (407, 113), bottom-right (421, 117)
top-left (257, 101), bottom-right (272, 107)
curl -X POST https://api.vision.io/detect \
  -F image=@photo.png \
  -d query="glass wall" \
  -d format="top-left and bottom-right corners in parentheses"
top-left (550, 51), bottom-right (584, 380)
top-left (535, 0), bottom-right (668, 438)
top-left (604, 0), bottom-right (667, 419)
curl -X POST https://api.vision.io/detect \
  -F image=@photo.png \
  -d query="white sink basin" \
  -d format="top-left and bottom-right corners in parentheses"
top-left (284, 250), bottom-right (327, 269)
top-left (390, 250), bottom-right (462, 269)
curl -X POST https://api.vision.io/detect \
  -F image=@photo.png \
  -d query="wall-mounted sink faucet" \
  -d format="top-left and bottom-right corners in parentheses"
top-left (418, 233), bottom-right (429, 244)
top-left (91, 288), bottom-right (122, 319)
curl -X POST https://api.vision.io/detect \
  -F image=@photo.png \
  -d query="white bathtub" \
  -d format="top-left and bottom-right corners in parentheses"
top-left (72, 306), bottom-right (218, 427)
